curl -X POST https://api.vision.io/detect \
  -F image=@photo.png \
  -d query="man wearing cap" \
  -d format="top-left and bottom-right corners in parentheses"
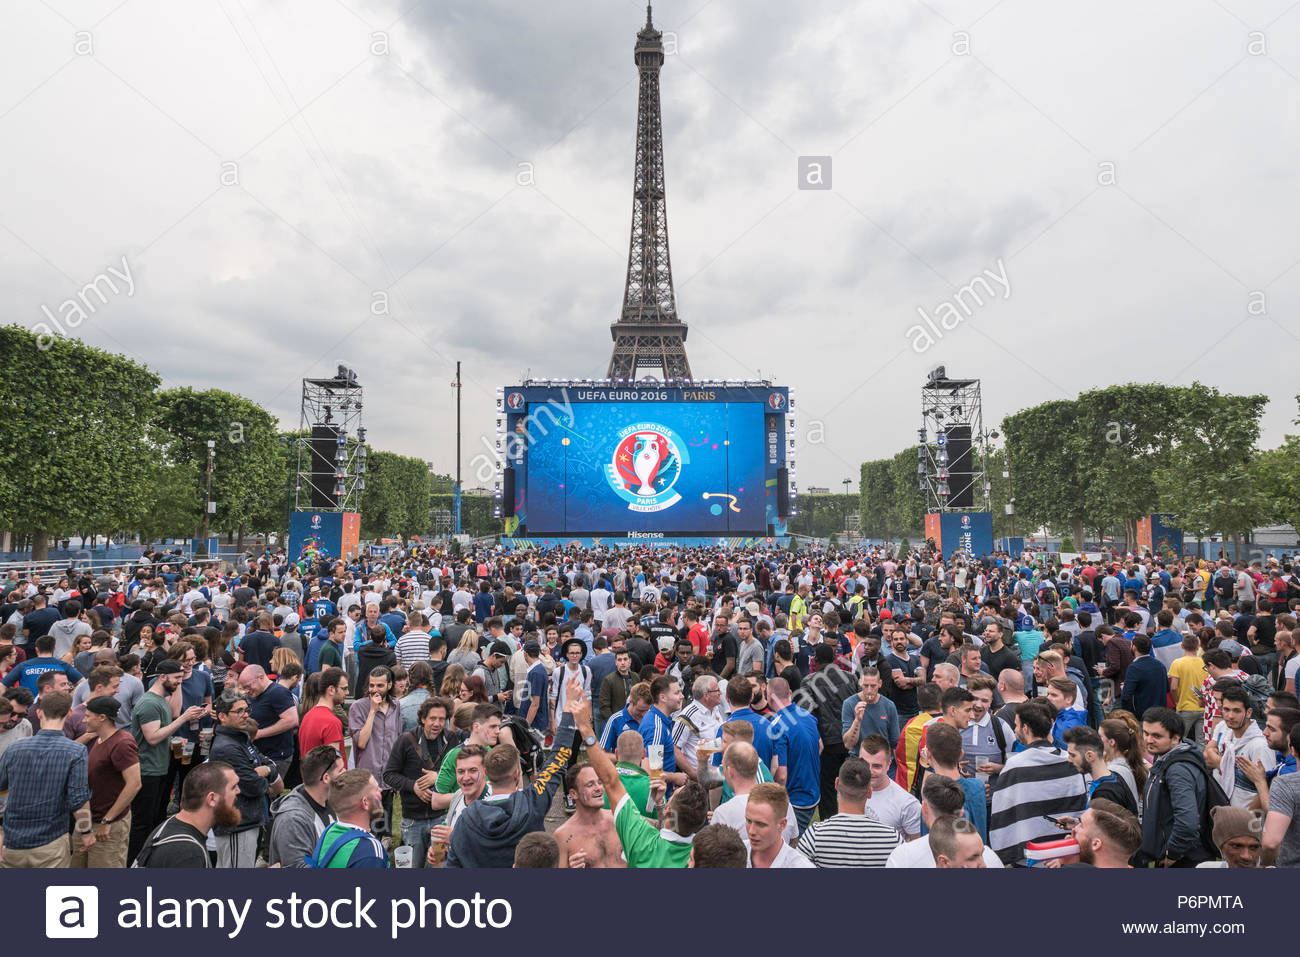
top-left (474, 641), bottom-right (513, 707)
top-left (73, 695), bottom-right (140, 868)
top-left (128, 659), bottom-right (205, 864)
top-left (548, 638), bottom-right (592, 737)
top-left (521, 641), bottom-right (551, 733)
top-left (1196, 805), bottom-right (1264, 868)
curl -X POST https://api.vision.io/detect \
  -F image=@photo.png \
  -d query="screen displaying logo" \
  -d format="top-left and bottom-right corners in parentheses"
top-left (767, 392), bottom-right (785, 410)
top-left (506, 392), bottom-right (524, 410)
top-left (606, 423), bottom-right (685, 513)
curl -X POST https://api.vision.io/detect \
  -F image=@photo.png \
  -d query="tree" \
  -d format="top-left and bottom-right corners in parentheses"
top-left (152, 388), bottom-right (286, 547)
top-left (859, 458), bottom-right (896, 538)
top-left (1156, 390), bottom-right (1271, 549)
top-left (361, 452), bottom-right (431, 541)
top-left (0, 326), bottom-right (159, 559)
top-left (1000, 399), bottom-right (1089, 545)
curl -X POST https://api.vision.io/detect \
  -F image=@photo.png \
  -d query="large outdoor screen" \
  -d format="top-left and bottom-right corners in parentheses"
top-left (525, 401), bottom-right (767, 534)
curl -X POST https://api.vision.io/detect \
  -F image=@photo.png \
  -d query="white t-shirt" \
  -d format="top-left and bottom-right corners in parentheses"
top-left (748, 841), bottom-right (814, 868)
top-left (885, 836), bottom-right (1004, 868)
top-left (864, 779), bottom-right (923, 837)
top-left (1285, 656), bottom-right (1300, 686)
top-left (712, 792), bottom-right (799, 847)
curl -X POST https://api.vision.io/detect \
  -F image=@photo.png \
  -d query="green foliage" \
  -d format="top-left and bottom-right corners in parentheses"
top-left (786, 493), bottom-right (857, 538)
top-left (431, 494), bottom-right (498, 537)
top-left (857, 448), bottom-right (927, 539)
top-left (0, 325), bottom-right (160, 557)
top-left (153, 387), bottom-right (286, 536)
top-left (1000, 399), bottom-right (1088, 541)
top-left (1153, 389), bottom-right (1270, 540)
top-left (361, 452), bottom-right (432, 541)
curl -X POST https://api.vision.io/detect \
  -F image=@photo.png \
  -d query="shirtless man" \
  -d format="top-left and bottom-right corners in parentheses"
top-left (554, 762), bottom-right (626, 868)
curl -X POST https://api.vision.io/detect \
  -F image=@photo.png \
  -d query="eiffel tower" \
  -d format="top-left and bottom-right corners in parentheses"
top-left (607, 4), bottom-right (693, 382)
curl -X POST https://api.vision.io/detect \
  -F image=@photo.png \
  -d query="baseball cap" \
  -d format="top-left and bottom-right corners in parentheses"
top-left (86, 696), bottom-right (121, 719)
top-left (523, 640), bottom-right (541, 656)
top-left (283, 613), bottom-right (300, 629)
top-left (155, 659), bottom-right (183, 675)
top-left (1219, 639), bottom-right (1245, 659)
top-left (658, 636), bottom-right (676, 653)
top-left (489, 640), bottom-right (512, 658)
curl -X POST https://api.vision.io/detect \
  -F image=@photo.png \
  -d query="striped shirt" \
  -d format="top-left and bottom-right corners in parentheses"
top-left (989, 740), bottom-right (1087, 861)
top-left (671, 700), bottom-right (721, 772)
top-left (796, 812), bottom-right (902, 867)
top-left (394, 630), bottom-right (432, 668)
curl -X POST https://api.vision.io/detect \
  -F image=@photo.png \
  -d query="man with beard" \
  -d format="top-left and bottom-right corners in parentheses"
top-left (1069, 799), bottom-right (1142, 868)
top-left (208, 692), bottom-right (283, 867)
top-left (554, 762), bottom-right (625, 868)
top-left (133, 761), bottom-right (241, 868)
top-left (307, 769), bottom-right (388, 868)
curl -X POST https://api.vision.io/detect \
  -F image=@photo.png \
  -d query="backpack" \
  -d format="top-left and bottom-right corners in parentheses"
top-left (1160, 749), bottom-right (1230, 860)
top-left (304, 826), bottom-right (371, 868)
top-left (1240, 673), bottom-right (1274, 728)
top-left (131, 819), bottom-right (211, 868)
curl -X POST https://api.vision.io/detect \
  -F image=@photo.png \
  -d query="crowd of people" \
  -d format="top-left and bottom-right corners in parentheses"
top-left (1, 541), bottom-right (1298, 870)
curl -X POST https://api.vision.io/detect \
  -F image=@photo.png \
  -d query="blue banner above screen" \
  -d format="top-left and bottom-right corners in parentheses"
top-left (526, 401), bottom-right (767, 534)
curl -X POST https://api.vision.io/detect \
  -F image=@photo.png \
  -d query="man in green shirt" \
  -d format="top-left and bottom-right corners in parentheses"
top-left (128, 660), bottom-right (205, 865)
top-left (318, 618), bottom-right (346, 671)
top-left (309, 769), bottom-right (388, 867)
top-left (569, 681), bottom-right (706, 867)
top-left (603, 728), bottom-right (657, 820)
top-left (433, 703), bottom-right (500, 794)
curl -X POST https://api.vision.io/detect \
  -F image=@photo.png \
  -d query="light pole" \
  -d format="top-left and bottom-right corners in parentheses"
top-left (199, 439), bottom-right (216, 554)
top-left (841, 478), bottom-right (851, 534)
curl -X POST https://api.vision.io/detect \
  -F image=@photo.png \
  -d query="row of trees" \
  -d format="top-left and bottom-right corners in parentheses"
top-left (858, 448), bottom-right (1014, 541)
top-left (0, 326), bottom-right (443, 558)
top-left (856, 382), bottom-right (1300, 550)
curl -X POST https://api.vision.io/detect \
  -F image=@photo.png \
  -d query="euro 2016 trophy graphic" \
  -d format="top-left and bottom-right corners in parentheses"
top-left (607, 425), bottom-right (684, 514)
top-left (630, 432), bottom-right (672, 494)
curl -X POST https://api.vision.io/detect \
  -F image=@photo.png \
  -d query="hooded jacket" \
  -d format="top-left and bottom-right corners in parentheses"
top-left (209, 723), bottom-right (274, 834)
top-left (48, 616), bottom-right (91, 658)
top-left (445, 714), bottom-right (576, 868)
top-left (267, 785), bottom-right (333, 868)
top-left (1134, 741), bottom-right (1210, 867)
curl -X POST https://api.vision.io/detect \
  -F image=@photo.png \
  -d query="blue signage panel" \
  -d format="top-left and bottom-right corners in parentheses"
top-left (939, 511), bottom-right (993, 559)
top-left (289, 511), bottom-right (343, 563)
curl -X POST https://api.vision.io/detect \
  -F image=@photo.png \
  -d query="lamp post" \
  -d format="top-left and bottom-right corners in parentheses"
top-left (841, 478), bottom-right (851, 534)
top-left (199, 439), bottom-right (216, 555)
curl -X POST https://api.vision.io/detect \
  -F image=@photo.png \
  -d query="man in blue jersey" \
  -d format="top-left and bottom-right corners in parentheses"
top-left (641, 675), bottom-right (687, 793)
top-left (767, 675), bottom-right (821, 835)
top-left (598, 681), bottom-right (652, 751)
top-left (714, 675), bottom-right (774, 770)
top-left (2, 634), bottom-right (83, 694)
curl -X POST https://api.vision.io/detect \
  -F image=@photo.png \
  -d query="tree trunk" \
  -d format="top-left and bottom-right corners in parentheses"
top-left (31, 529), bottom-right (49, 561)
top-left (236, 524), bottom-right (245, 553)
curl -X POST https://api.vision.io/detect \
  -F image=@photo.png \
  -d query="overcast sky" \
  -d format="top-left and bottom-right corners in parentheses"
top-left (5, 0), bottom-right (1300, 490)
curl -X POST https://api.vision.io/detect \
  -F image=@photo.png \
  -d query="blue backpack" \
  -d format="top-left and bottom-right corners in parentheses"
top-left (304, 826), bottom-right (370, 868)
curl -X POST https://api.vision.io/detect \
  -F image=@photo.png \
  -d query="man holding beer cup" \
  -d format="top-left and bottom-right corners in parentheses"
top-left (207, 692), bottom-right (282, 868)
